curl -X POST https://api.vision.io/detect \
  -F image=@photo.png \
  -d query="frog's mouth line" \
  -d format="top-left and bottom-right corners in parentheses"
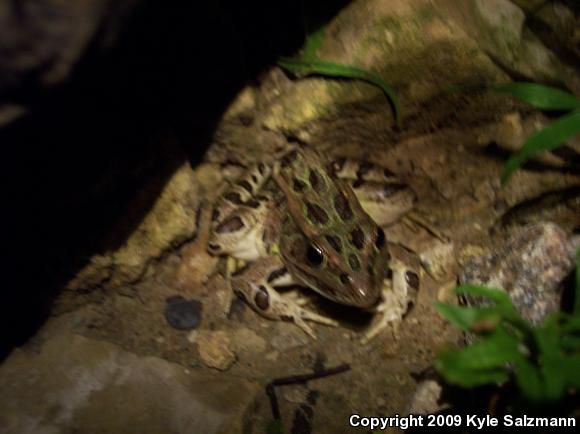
top-left (292, 264), bottom-right (381, 310)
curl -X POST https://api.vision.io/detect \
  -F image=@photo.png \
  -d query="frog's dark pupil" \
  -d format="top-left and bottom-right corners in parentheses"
top-left (306, 244), bottom-right (324, 266)
top-left (375, 227), bottom-right (386, 248)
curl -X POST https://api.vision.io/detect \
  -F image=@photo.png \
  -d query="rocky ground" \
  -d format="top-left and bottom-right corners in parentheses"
top-left (1, 1), bottom-right (579, 433)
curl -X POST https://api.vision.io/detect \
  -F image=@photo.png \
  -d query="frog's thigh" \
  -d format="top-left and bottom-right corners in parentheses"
top-left (362, 258), bottom-right (419, 343)
top-left (230, 257), bottom-right (338, 337)
top-left (356, 183), bottom-right (416, 227)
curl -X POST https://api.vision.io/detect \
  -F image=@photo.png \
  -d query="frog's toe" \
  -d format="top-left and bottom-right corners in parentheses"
top-left (297, 307), bottom-right (339, 328)
top-left (360, 316), bottom-right (396, 344)
top-left (292, 316), bottom-right (317, 339)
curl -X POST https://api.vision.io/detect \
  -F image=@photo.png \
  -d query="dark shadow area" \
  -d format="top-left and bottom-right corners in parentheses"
top-left (0, 0), bottom-right (351, 360)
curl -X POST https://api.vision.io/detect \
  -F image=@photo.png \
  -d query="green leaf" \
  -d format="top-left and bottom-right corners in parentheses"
top-left (303, 27), bottom-right (325, 61)
top-left (453, 285), bottom-right (512, 304)
top-left (434, 303), bottom-right (501, 332)
top-left (491, 82), bottom-right (580, 111)
top-left (448, 327), bottom-right (522, 368)
top-left (513, 357), bottom-right (543, 401)
top-left (266, 419), bottom-right (284, 434)
top-left (561, 355), bottom-right (580, 387)
top-left (501, 109), bottom-right (580, 184)
top-left (561, 313), bottom-right (580, 332)
top-left (435, 327), bottom-right (522, 387)
top-left (560, 335), bottom-right (580, 351)
top-left (453, 285), bottom-right (525, 324)
top-left (535, 325), bottom-right (566, 400)
top-left (277, 57), bottom-right (400, 126)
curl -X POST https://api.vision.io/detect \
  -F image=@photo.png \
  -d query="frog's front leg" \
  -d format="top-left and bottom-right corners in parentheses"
top-left (230, 256), bottom-right (338, 338)
top-left (361, 257), bottom-right (420, 344)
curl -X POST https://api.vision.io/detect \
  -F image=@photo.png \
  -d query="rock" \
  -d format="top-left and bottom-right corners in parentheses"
top-left (164, 296), bottom-right (202, 330)
top-left (232, 328), bottom-right (267, 357)
top-left (420, 240), bottom-right (455, 281)
top-left (0, 0), bottom-right (139, 125)
top-left (405, 380), bottom-right (448, 415)
top-left (282, 384), bottom-right (310, 404)
top-left (195, 330), bottom-right (236, 371)
top-left (476, 112), bottom-right (578, 168)
top-left (66, 162), bottom-right (199, 292)
top-left (270, 326), bottom-right (308, 352)
top-left (460, 222), bottom-right (579, 324)
top-left (0, 333), bottom-right (259, 434)
top-left (437, 0), bottom-right (580, 94)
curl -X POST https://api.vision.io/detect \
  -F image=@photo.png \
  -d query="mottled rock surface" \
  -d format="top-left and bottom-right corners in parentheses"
top-left (460, 222), bottom-right (579, 324)
top-left (0, 332), bottom-right (259, 434)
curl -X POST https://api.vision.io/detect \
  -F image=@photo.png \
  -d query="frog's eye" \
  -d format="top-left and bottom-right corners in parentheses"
top-left (306, 243), bottom-right (324, 266)
top-left (375, 226), bottom-right (386, 249)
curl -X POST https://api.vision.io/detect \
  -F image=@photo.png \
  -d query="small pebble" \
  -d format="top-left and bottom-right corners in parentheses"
top-left (164, 296), bottom-right (202, 330)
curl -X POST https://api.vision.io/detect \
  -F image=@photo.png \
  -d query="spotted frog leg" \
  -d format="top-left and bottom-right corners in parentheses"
top-left (230, 255), bottom-right (338, 337)
top-left (208, 161), bottom-right (339, 334)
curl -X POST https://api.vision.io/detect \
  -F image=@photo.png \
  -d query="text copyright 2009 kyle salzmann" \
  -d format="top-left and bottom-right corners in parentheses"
top-left (348, 414), bottom-right (577, 430)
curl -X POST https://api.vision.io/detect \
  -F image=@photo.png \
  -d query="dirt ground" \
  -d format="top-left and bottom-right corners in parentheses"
top-left (48, 82), bottom-right (579, 432)
top-left (1, 1), bottom-right (579, 433)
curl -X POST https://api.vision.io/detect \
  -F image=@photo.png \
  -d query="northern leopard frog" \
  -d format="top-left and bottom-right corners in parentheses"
top-left (208, 146), bottom-right (419, 342)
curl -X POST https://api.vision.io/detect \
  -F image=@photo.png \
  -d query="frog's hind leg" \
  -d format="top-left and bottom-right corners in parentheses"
top-left (230, 256), bottom-right (338, 338)
top-left (331, 158), bottom-right (416, 226)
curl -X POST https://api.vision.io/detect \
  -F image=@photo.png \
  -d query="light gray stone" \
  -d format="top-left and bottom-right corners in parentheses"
top-left (0, 333), bottom-right (259, 434)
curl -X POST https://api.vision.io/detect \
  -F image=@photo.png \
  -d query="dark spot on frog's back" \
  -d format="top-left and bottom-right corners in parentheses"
top-left (350, 227), bottom-right (365, 249)
top-left (309, 169), bottom-right (325, 193)
top-left (334, 192), bottom-right (353, 221)
top-left (348, 254), bottom-right (360, 270)
top-left (306, 201), bottom-right (329, 225)
top-left (324, 235), bottom-right (342, 253)
top-left (375, 227), bottom-right (386, 249)
top-left (340, 273), bottom-right (352, 285)
top-left (292, 178), bottom-right (307, 192)
top-left (216, 216), bottom-right (244, 233)
top-left (258, 163), bottom-right (267, 175)
top-left (281, 150), bottom-right (298, 168)
top-left (164, 296), bottom-right (202, 330)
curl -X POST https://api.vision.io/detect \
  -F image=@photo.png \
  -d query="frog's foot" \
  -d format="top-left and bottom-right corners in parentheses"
top-left (230, 257), bottom-right (338, 338)
top-left (361, 258), bottom-right (420, 344)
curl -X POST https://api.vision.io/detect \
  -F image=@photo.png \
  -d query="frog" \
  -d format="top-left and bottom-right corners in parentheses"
top-left (207, 145), bottom-right (420, 342)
